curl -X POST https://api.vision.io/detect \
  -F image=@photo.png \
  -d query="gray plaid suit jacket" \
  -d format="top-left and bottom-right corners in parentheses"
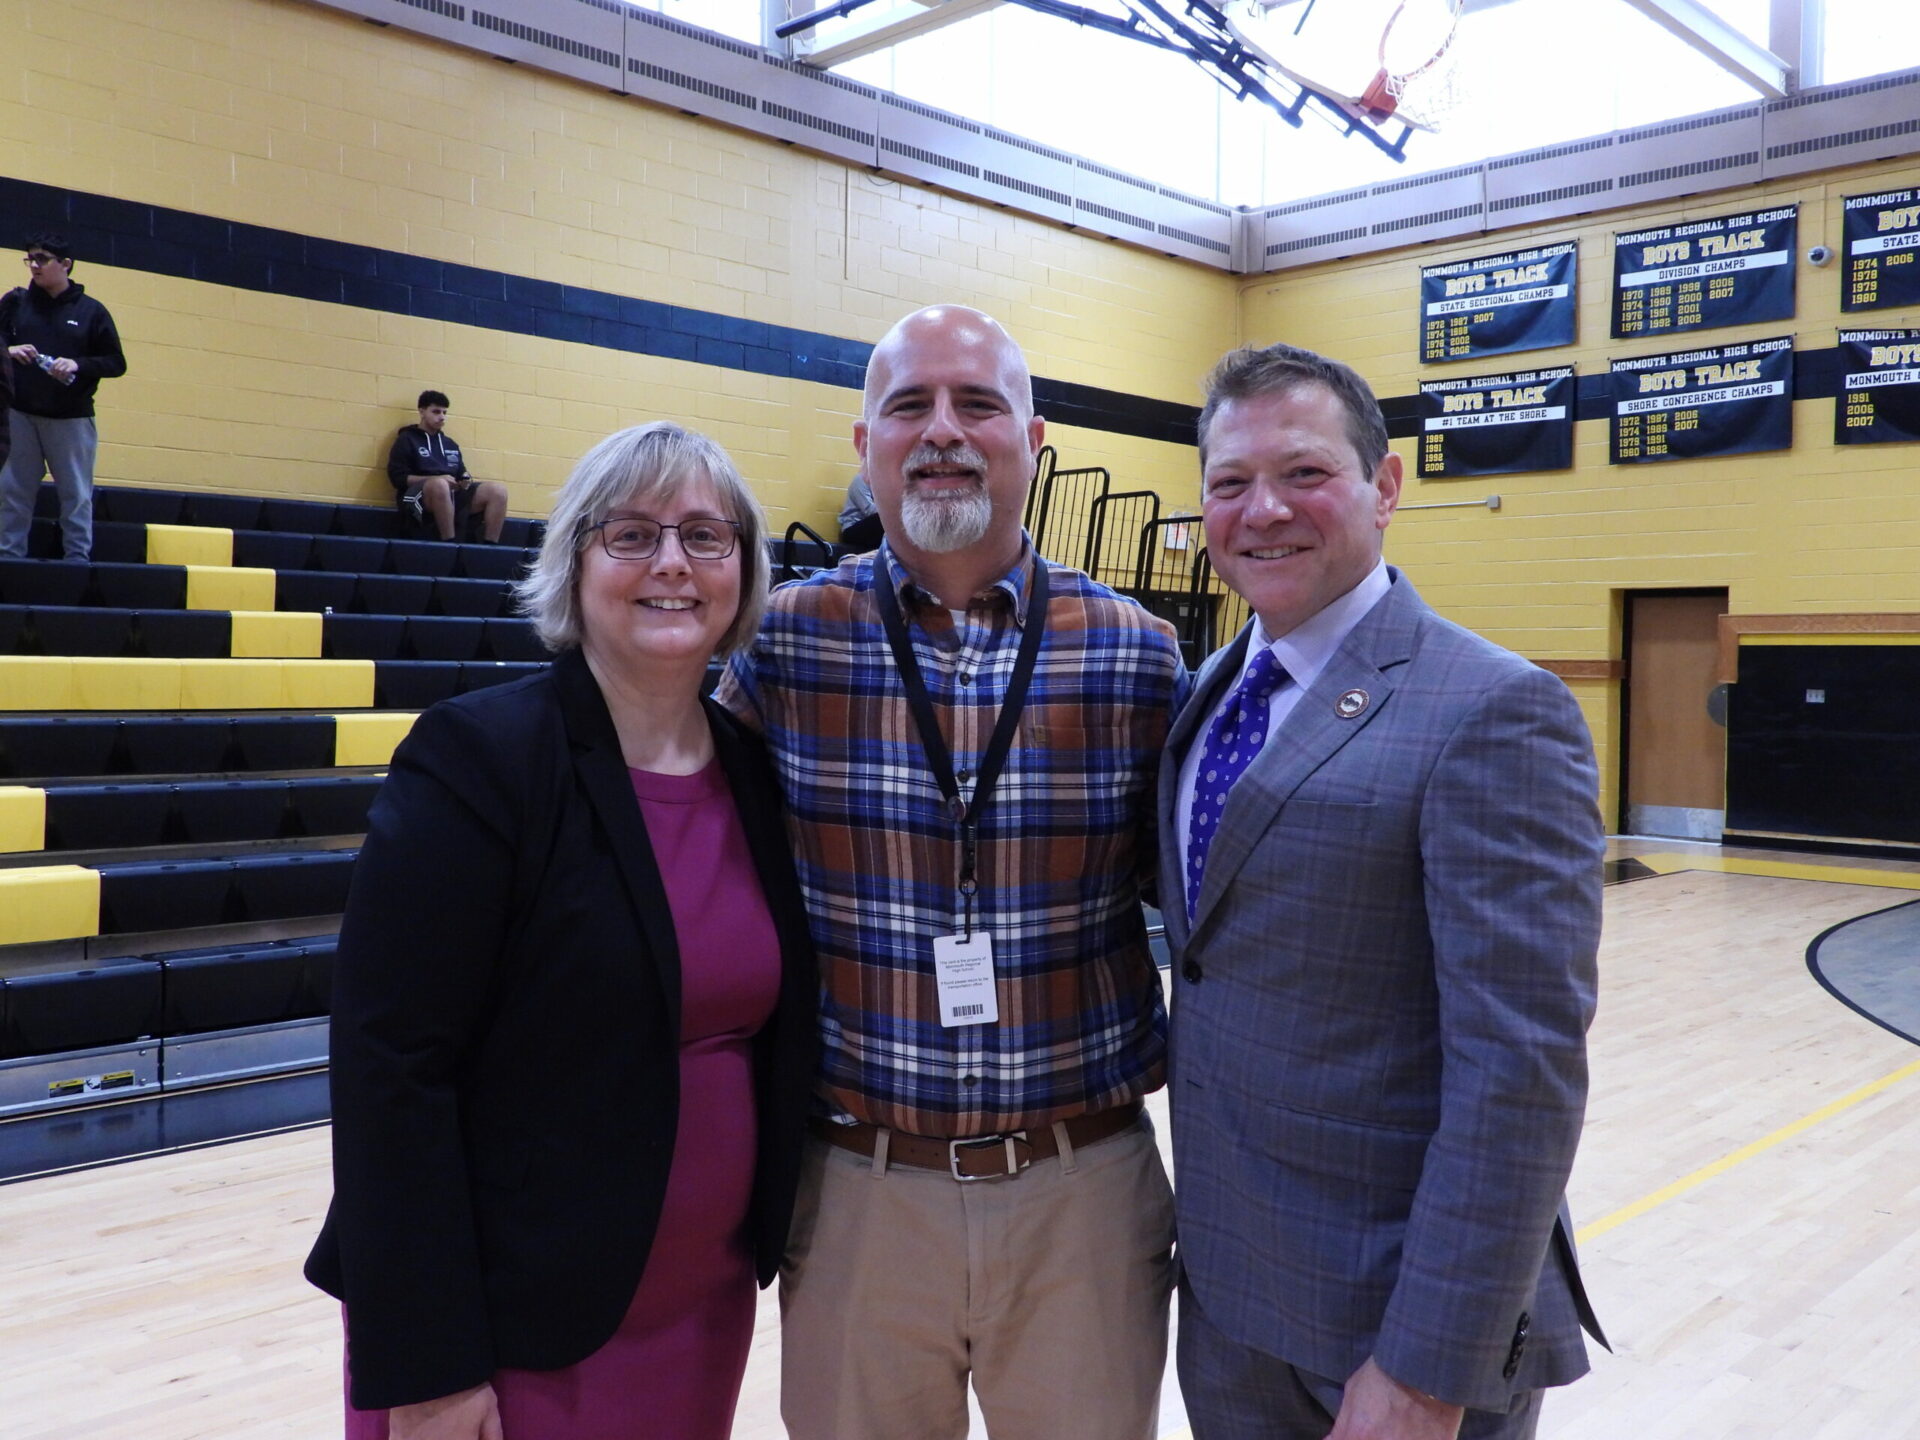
top-left (1160, 569), bottom-right (1606, 1412)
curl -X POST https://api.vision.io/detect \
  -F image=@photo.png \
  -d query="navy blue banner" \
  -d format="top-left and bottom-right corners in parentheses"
top-left (1610, 338), bottom-right (1794, 465)
top-left (1837, 330), bottom-right (1920, 444)
top-left (1611, 206), bottom-right (1798, 340)
top-left (1419, 242), bottom-right (1578, 364)
top-left (1417, 366), bottom-right (1575, 478)
top-left (1842, 190), bottom-right (1920, 313)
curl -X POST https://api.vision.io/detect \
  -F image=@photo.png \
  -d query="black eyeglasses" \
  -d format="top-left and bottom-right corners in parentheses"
top-left (23, 253), bottom-right (61, 268)
top-left (583, 516), bottom-right (741, 561)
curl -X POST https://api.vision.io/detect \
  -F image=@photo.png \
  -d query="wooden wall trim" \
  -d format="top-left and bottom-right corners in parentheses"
top-left (1534, 659), bottom-right (1624, 681)
top-left (1717, 613), bottom-right (1920, 683)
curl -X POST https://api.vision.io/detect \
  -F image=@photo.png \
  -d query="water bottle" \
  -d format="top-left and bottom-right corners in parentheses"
top-left (34, 353), bottom-right (76, 387)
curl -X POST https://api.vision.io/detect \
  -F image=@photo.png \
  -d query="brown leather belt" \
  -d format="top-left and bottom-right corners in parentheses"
top-left (810, 1100), bottom-right (1143, 1181)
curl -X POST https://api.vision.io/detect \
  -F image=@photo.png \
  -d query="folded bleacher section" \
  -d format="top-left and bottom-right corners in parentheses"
top-left (0, 484), bottom-right (548, 1166)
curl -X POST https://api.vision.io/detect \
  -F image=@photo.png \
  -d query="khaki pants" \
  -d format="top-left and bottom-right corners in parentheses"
top-left (780, 1115), bottom-right (1176, 1440)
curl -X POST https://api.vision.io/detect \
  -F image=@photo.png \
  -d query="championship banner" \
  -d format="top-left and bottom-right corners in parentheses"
top-left (1417, 367), bottom-right (1575, 478)
top-left (1610, 337), bottom-right (1794, 465)
top-left (1419, 242), bottom-right (1578, 364)
top-left (1611, 206), bottom-right (1798, 339)
top-left (1842, 190), bottom-right (1920, 312)
top-left (1837, 329), bottom-right (1920, 445)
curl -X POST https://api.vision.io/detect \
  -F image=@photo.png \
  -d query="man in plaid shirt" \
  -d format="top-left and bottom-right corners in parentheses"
top-left (718, 304), bottom-right (1186, 1440)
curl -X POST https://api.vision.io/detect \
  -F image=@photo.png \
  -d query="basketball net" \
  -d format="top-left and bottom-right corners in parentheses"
top-left (1224, 0), bottom-right (1466, 133)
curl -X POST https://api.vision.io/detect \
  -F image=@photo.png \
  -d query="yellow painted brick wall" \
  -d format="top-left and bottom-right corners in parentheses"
top-left (1241, 157), bottom-right (1920, 651)
top-left (1, 0), bottom-right (1233, 536)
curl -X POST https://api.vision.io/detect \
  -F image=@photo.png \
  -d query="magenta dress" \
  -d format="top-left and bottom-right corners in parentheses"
top-left (346, 757), bottom-right (781, 1440)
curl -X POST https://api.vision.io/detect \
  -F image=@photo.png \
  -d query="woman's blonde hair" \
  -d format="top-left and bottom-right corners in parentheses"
top-left (515, 423), bottom-right (769, 656)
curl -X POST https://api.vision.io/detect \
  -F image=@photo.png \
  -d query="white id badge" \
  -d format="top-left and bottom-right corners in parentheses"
top-left (933, 932), bottom-right (999, 1027)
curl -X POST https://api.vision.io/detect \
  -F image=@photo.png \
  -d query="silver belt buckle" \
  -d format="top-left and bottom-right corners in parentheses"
top-left (949, 1131), bottom-right (1028, 1182)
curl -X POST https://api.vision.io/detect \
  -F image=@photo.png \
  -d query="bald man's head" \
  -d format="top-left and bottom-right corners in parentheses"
top-left (861, 305), bottom-right (1036, 427)
top-left (854, 304), bottom-right (1045, 563)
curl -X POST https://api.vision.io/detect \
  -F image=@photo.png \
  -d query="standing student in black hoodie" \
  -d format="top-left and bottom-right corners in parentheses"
top-left (0, 230), bottom-right (127, 561)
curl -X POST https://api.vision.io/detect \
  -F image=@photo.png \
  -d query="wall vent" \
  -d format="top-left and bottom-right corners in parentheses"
top-left (627, 5), bottom-right (760, 57)
top-left (1161, 185), bottom-right (1233, 216)
top-left (1264, 186), bottom-right (1370, 219)
top-left (393, 0), bottom-right (464, 18)
top-left (1766, 68), bottom-right (1919, 113)
top-left (572, 0), bottom-right (624, 15)
top-left (1489, 135), bottom-right (1614, 171)
top-left (1268, 226), bottom-right (1367, 256)
top-left (1770, 117), bottom-right (1920, 160)
top-left (764, 101), bottom-right (873, 147)
top-left (984, 170), bottom-right (1071, 208)
top-left (1080, 158), bottom-right (1161, 195)
top-left (1620, 106), bottom-right (1762, 145)
top-left (985, 127), bottom-right (1077, 166)
top-left (880, 137), bottom-right (981, 178)
top-left (474, 11), bottom-right (619, 68)
top-left (1160, 223), bottom-right (1231, 254)
top-left (1373, 202), bottom-right (1481, 235)
top-left (629, 58), bottom-right (758, 111)
top-left (880, 93), bottom-right (980, 131)
top-left (1618, 151), bottom-right (1759, 188)
top-left (1373, 162), bottom-right (1480, 195)
top-left (1488, 178), bottom-right (1613, 213)
top-left (762, 55), bottom-right (875, 95)
top-left (1077, 197), bottom-right (1156, 232)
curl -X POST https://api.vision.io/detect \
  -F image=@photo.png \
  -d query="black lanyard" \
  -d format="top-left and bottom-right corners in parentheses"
top-left (874, 555), bottom-right (1050, 936)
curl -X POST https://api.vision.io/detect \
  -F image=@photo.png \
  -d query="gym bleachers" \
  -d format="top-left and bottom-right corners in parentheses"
top-left (0, 482), bottom-right (554, 1123)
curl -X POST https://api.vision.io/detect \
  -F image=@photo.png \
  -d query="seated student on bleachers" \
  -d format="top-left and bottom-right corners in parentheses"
top-left (384, 389), bottom-right (509, 543)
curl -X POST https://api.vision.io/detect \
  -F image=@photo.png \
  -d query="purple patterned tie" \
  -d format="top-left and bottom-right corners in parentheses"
top-left (1185, 648), bottom-right (1289, 919)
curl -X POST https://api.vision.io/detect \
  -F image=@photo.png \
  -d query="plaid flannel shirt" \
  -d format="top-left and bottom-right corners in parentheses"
top-left (717, 540), bottom-right (1188, 1137)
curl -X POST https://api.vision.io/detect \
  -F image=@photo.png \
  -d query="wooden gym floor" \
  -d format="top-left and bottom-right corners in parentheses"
top-left (2, 837), bottom-right (1917, 1439)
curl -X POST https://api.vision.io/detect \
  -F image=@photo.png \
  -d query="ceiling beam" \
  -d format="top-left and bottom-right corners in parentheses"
top-left (1769, 0), bottom-right (1825, 88)
top-left (791, 0), bottom-right (1006, 67)
top-left (1618, 0), bottom-right (1792, 98)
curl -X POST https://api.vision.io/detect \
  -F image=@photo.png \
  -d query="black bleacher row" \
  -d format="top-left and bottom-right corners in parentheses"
top-left (33, 482), bottom-right (544, 549)
top-left (0, 557), bottom-right (517, 618)
top-left (0, 937), bottom-right (335, 1063)
top-left (96, 849), bottom-right (356, 934)
top-left (40, 776), bottom-right (380, 852)
top-left (0, 604), bottom-right (549, 662)
top-left (29, 516), bottom-right (537, 581)
top-left (0, 714), bottom-right (343, 779)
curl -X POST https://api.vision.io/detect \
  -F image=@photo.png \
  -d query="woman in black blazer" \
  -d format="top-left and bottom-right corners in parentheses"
top-left (306, 423), bottom-right (816, 1440)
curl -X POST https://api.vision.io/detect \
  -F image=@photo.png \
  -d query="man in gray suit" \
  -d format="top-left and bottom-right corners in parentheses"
top-left (1162, 342), bottom-right (1606, 1440)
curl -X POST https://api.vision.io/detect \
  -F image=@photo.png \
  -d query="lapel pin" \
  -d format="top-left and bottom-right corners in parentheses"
top-left (1335, 689), bottom-right (1370, 719)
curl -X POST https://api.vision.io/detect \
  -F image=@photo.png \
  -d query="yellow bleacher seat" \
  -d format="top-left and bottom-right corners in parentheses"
top-left (185, 564), bottom-right (275, 612)
top-left (333, 712), bottom-right (418, 766)
top-left (230, 610), bottom-right (323, 659)
top-left (281, 660), bottom-right (376, 709)
top-left (0, 864), bottom-right (100, 945)
top-left (0, 658), bottom-right (376, 711)
top-left (146, 524), bottom-right (234, 568)
top-left (69, 657), bottom-right (184, 711)
top-left (0, 787), bottom-right (47, 853)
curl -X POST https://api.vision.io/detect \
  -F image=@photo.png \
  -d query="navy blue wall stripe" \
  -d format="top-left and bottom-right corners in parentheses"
top-left (1, 174), bottom-right (1200, 448)
top-left (8, 174), bottom-right (1855, 453)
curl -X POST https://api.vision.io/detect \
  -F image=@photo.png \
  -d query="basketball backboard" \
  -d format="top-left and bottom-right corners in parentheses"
top-left (1223, 0), bottom-right (1467, 130)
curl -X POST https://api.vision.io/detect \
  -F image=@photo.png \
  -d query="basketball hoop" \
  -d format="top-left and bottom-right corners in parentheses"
top-left (1224, 0), bottom-right (1467, 134)
top-left (1356, 0), bottom-right (1464, 131)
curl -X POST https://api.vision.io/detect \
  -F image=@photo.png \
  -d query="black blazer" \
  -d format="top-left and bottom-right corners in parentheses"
top-left (304, 648), bottom-right (818, 1410)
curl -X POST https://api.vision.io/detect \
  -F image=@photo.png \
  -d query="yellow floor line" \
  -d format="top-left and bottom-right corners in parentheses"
top-left (1634, 851), bottom-right (1920, 891)
top-left (1577, 1057), bottom-right (1920, 1244)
